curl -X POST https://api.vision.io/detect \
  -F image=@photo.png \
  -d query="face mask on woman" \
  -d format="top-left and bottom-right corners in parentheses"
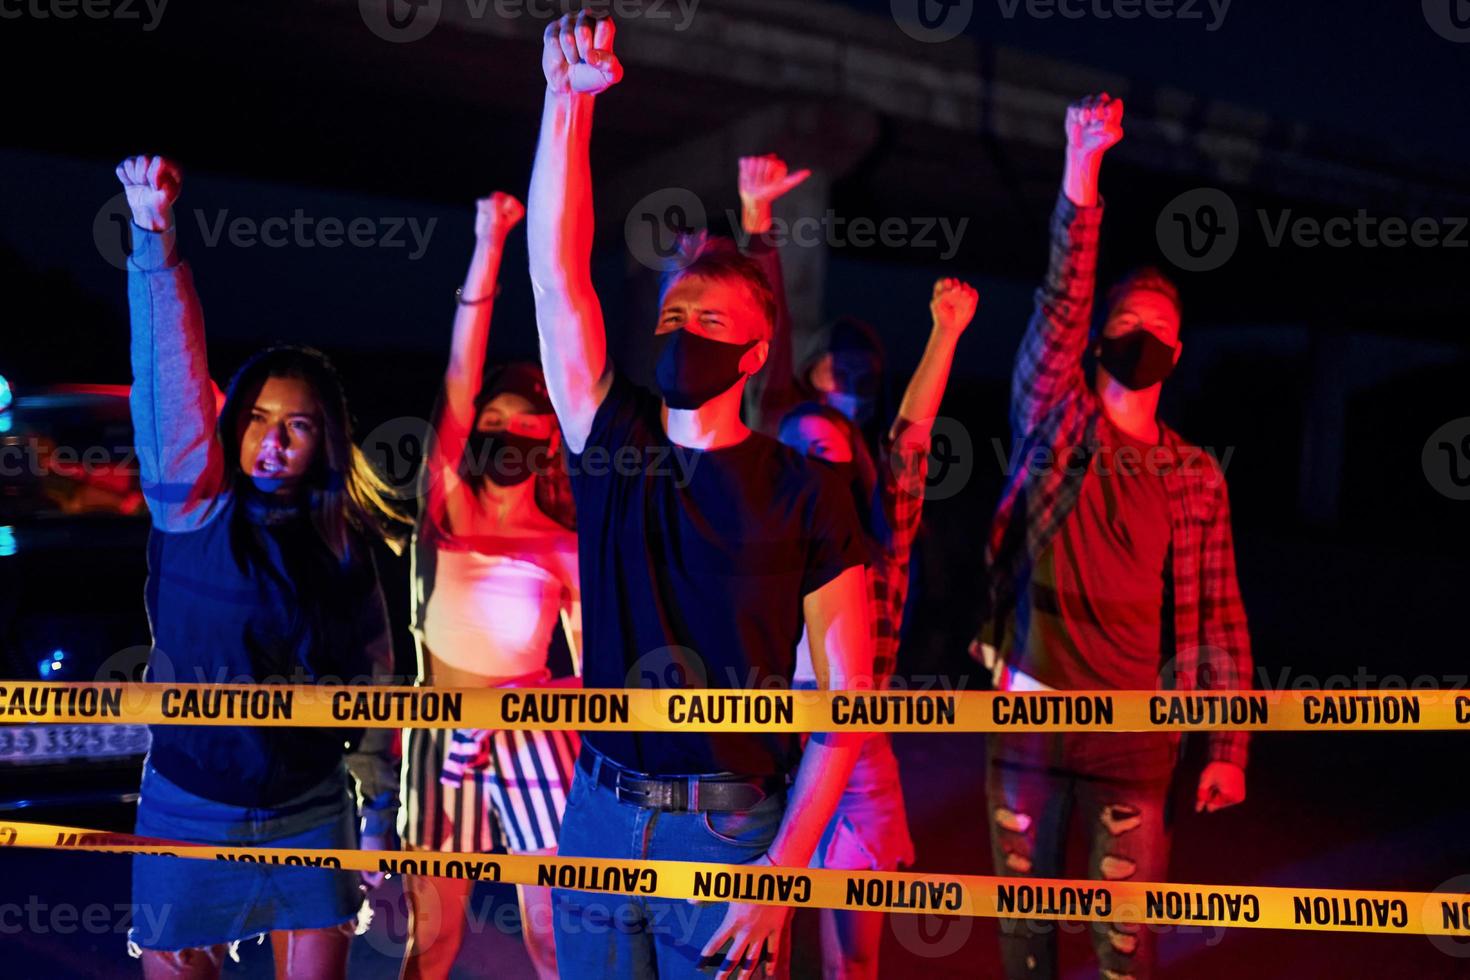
top-left (468, 431), bottom-right (550, 486)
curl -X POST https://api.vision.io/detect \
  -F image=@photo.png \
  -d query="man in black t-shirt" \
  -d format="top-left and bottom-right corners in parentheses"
top-left (526, 15), bottom-right (873, 980)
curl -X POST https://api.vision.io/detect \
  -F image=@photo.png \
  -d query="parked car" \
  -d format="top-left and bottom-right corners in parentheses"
top-left (0, 379), bottom-right (152, 819)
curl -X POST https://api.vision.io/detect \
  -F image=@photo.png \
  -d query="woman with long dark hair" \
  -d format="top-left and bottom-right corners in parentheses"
top-left (117, 155), bottom-right (408, 979)
top-left (398, 193), bottom-right (580, 980)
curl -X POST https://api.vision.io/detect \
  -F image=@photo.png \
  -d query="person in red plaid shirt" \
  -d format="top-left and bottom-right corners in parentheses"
top-left (970, 93), bottom-right (1252, 980)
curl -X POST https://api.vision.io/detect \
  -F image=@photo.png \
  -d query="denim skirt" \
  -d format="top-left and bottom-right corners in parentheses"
top-left (128, 757), bottom-right (364, 954)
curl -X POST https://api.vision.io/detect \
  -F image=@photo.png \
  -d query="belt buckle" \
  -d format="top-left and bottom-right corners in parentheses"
top-left (614, 769), bottom-right (660, 808)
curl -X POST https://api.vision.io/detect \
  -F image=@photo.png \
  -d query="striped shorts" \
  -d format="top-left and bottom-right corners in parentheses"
top-left (400, 726), bottom-right (579, 854)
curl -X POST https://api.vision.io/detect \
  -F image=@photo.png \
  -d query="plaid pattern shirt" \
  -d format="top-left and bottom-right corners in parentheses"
top-left (872, 419), bottom-right (930, 683)
top-left (979, 193), bottom-right (1253, 770)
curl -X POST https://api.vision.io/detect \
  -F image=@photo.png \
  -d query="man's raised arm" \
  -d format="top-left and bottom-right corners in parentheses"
top-left (527, 12), bottom-right (623, 453)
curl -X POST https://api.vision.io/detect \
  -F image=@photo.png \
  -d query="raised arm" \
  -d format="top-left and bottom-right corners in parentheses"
top-left (894, 277), bottom-right (978, 445)
top-left (700, 564), bottom-right (871, 977)
top-left (426, 194), bottom-right (524, 533)
top-left (1011, 94), bottom-right (1121, 436)
top-left (737, 154), bottom-right (810, 434)
top-left (527, 12), bottom-right (623, 453)
top-left (119, 155), bottom-right (228, 532)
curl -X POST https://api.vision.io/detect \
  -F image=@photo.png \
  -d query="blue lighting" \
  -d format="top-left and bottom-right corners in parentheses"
top-left (0, 411), bottom-right (11, 434)
top-left (0, 526), bottom-right (15, 558)
top-left (0, 373), bottom-right (10, 412)
top-left (38, 649), bottom-right (67, 678)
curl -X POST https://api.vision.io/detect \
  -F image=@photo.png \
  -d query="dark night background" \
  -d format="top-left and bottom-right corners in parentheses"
top-left (2, 0), bottom-right (1469, 977)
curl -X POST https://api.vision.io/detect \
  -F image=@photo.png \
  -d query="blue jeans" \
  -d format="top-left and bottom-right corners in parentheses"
top-left (986, 732), bottom-right (1178, 980)
top-left (551, 754), bottom-right (788, 979)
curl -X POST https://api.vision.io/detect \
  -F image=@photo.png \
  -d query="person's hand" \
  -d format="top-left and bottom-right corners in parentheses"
top-left (475, 192), bottom-right (525, 241)
top-left (930, 277), bottom-right (978, 337)
top-left (1195, 761), bottom-right (1246, 813)
top-left (692, 853), bottom-right (790, 978)
top-left (543, 12), bottom-right (623, 97)
top-left (115, 155), bottom-right (181, 233)
top-left (1065, 93), bottom-right (1123, 157)
top-left (359, 830), bottom-right (394, 888)
top-left (738, 154), bottom-right (811, 234)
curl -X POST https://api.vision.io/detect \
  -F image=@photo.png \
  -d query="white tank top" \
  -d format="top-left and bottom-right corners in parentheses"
top-left (423, 549), bottom-right (564, 676)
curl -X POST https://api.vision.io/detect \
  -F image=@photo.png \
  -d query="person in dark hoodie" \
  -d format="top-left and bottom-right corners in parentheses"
top-left (117, 154), bottom-right (407, 979)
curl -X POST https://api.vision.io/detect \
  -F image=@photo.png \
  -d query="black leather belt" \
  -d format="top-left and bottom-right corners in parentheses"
top-left (578, 745), bottom-right (785, 813)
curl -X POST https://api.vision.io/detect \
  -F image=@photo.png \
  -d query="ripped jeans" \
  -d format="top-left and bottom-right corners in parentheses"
top-left (986, 732), bottom-right (1178, 980)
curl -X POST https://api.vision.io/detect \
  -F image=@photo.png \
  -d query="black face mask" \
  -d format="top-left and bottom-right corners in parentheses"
top-left (1096, 330), bottom-right (1178, 390)
top-left (654, 330), bottom-right (757, 410)
top-left (467, 431), bottom-right (548, 487)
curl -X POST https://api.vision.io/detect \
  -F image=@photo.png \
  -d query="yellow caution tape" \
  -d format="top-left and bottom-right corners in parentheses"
top-left (2, 821), bottom-right (1466, 936)
top-left (0, 682), bottom-right (1467, 732)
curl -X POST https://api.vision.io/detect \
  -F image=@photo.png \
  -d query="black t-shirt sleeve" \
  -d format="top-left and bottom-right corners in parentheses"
top-left (800, 465), bottom-right (870, 597)
top-left (572, 369), bottom-right (658, 462)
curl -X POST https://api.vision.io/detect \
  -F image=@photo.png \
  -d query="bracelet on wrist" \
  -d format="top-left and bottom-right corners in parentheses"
top-left (456, 283), bottom-right (502, 305)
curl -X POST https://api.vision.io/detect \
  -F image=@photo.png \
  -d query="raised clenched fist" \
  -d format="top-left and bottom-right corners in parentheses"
top-left (115, 155), bottom-right (181, 233)
top-left (475, 192), bottom-right (526, 241)
top-left (542, 12), bottom-right (623, 97)
top-left (1065, 93), bottom-right (1124, 157)
top-left (930, 277), bottom-right (979, 336)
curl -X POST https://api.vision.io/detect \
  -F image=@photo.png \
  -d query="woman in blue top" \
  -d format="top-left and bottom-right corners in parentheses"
top-left (117, 155), bottom-right (407, 980)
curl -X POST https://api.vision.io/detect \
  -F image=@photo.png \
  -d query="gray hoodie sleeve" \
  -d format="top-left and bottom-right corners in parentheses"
top-left (127, 224), bottom-right (228, 532)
